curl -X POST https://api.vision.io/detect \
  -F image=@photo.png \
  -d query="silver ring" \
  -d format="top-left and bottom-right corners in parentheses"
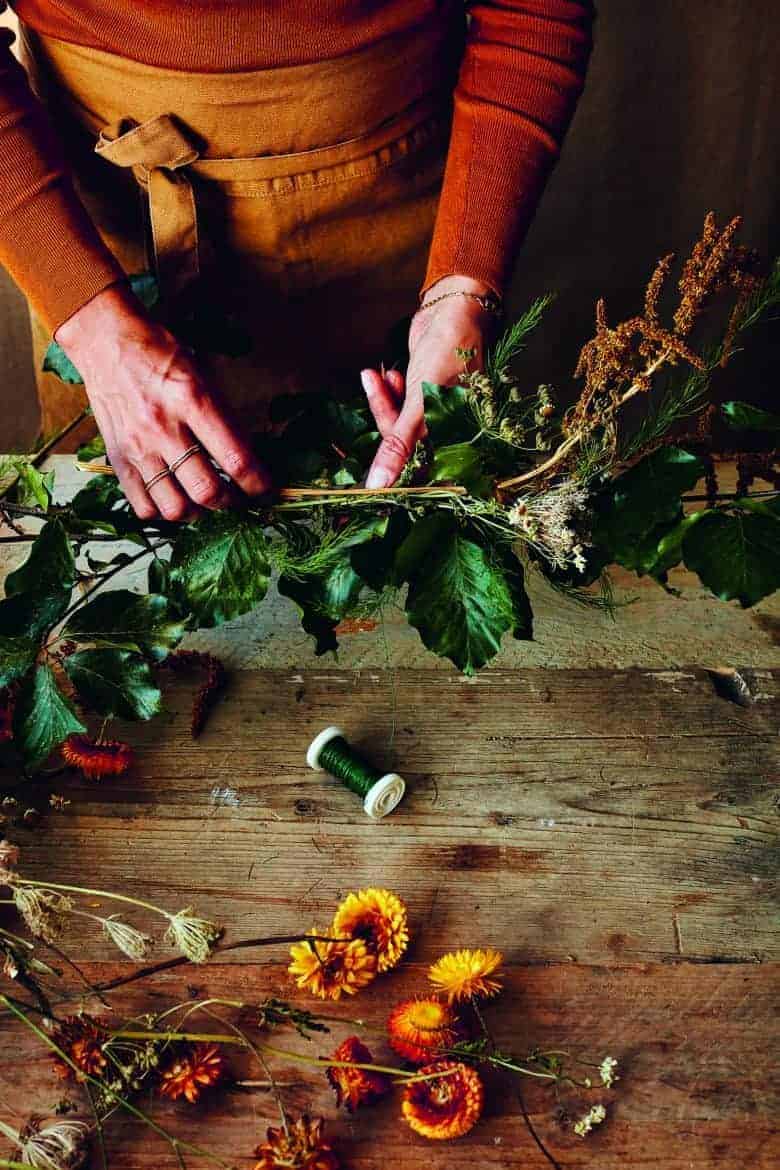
top-left (168, 443), bottom-right (203, 475)
top-left (143, 467), bottom-right (172, 492)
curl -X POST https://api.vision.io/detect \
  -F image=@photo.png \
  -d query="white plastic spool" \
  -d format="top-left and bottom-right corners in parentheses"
top-left (306, 725), bottom-right (406, 820)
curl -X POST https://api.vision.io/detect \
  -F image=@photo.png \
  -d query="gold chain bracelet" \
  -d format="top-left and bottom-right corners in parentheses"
top-left (416, 289), bottom-right (503, 316)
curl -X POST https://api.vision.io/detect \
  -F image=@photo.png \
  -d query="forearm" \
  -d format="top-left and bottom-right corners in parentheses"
top-left (0, 8), bottom-right (123, 333)
top-left (423, 0), bottom-right (595, 298)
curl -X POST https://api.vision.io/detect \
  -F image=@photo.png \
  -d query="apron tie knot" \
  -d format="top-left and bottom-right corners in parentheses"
top-left (96, 113), bottom-right (201, 294)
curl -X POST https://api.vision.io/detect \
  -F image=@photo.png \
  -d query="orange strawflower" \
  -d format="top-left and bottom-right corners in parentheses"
top-left (159, 1044), bottom-right (227, 1103)
top-left (401, 1060), bottom-right (484, 1140)
top-left (253, 1115), bottom-right (340, 1170)
top-left (331, 888), bottom-right (408, 973)
top-left (61, 734), bottom-right (133, 780)
top-left (428, 948), bottom-right (503, 1004)
top-left (51, 1015), bottom-right (108, 1081)
top-left (326, 1036), bottom-right (391, 1111)
top-left (288, 930), bottom-right (376, 1001)
top-left (387, 998), bottom-right (461, 1065)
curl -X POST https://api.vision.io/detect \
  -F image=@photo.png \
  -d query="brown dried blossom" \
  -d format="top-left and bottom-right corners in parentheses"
top-left (163, 650), bottom-right (227, 737)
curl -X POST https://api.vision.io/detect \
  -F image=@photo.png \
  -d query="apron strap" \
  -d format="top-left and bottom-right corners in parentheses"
top-left (95, 114), bottom-right (201, 295)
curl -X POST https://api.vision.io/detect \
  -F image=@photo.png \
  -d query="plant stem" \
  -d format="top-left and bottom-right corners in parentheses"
top-left (0, 996), bottom-right (230, 1168)
top-left (518, 1086), bottom-right (563, 1170)
top-left (9, 876), bottom-right (172, 920)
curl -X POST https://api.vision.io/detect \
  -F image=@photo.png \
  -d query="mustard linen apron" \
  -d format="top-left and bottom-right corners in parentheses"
top-left (20, 7), bottom-right (463, 443)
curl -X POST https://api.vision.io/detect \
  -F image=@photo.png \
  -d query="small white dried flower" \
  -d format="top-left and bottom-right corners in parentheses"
top-left (17, 1117), bottom-right (90, 1169)
top-left (13, 886), bottom-right (74, 943)
top-left (101, 915), bottom-right (151, 961)
top-left (164, 907), bottom-right (222, 963)
top-left (573, 1103), bottom-right (607, 1138)
top-left (599, 1055), bottom-right (619, 1087)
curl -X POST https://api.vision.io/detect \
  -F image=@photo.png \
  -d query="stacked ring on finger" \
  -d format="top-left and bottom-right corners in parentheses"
top-left (168, 443), bottom-right (203, 476)
top-left (143, 467), bottom-right (173, 492)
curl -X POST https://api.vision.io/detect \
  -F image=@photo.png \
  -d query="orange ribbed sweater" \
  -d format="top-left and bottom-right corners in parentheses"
top-left (0, 1), bottom-right (593, 333)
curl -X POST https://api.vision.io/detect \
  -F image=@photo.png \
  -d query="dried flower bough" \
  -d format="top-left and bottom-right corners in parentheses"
top-left (1, 878), bottom-right (621, 1170)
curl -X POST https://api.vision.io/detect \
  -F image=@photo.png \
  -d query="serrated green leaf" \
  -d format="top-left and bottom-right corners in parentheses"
top-left (64, 648), bottom-right (162, 720)
top-left (430, 442), bottom-right (493, 497)
top-left (422, 382), bottom-right (476, 444)
top-left (593, 447), bottom-right (704, 567)
top-left (722, 400), bottom-right (780, 433)
top-left (13, 665), bottom-right (85, 770)
top-left (682, 510), bottom-right (780, 607)
top-left (69, 476), bottom-right (142, 536)
top-left (405, 525), bottom-right (516, 673)
top-left (491, 544), bottom-right (533, 641)
top-left (0, 589), bottom-right (71, 645)
top-left (0, 630), bottom-right (38, 688)
top-left (63, 590), bottom-right (185, 661)
top-left (5, 519), bottom-right (75, 599)
top-left (170, 511), bottom-right (270, 626)
top-left (15, 462), bottom-right (53, 510)
top-left (641, 510), bottom-right (711, 579)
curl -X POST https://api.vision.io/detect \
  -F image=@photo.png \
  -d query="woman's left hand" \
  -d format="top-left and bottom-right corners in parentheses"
top-left (362, 277), bottom-right (499, 488)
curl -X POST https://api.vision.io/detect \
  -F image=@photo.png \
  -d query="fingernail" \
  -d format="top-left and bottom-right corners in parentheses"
top-left (360, 370), bottom-right (372, 393)
top-left (366, 468), bottom-right (393, 490)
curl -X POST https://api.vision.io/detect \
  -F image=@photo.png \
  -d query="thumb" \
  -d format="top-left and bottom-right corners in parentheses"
top-left (365, 403), bottom-right (420, 489)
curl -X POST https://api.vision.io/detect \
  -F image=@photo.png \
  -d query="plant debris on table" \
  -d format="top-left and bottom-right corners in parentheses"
top-left (1, 214), bottom-right (778, 775)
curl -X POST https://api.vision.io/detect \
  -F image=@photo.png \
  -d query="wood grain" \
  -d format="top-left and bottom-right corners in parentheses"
top-left (1, 961), bottom-right (777, 1169)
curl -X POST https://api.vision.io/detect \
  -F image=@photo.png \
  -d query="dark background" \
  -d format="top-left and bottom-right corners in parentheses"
top-left (1, 0), bottom-right (778, 449)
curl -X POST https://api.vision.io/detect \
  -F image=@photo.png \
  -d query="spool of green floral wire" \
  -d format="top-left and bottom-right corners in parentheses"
top-left (306, 726), bottom-right (405, 820)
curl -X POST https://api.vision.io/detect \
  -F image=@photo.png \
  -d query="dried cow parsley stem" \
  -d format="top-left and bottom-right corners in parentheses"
top-left (99, 915), bottom-right (151, 961)
top-left (163, 907), bottom-right (223, 963)
top-left (12, 887), bottom-right (74, 943)
top-left (0, 1117), bottom-right (90, 1170)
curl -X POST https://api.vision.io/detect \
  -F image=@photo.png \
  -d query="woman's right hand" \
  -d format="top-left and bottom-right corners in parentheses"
top-left (55, 282), bottom-right (271, 521)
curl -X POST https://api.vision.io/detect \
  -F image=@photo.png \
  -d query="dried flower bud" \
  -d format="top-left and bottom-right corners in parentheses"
top-left (15, 1116), bottom-right (90, 1169)
top-left (101, 916), bottom-right (151, 962)
top-left (13, 886), bottom-right (74, 943)
top-left (164, 907), bottom-right (222, 963)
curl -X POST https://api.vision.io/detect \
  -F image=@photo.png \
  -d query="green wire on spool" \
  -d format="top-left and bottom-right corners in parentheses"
top-left (306, 726), bottom-right (405, 819)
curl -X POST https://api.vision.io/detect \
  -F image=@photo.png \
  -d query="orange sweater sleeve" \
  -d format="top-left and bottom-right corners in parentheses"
top-left (0, 4), bottom-right (123, 334)
top-left (423, 0), bottom-right (594, 299)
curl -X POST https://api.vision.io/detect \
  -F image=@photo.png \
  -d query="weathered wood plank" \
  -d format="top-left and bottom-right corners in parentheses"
top-left (2, 962), bottom-right (777, 1169)
top-left (10, 669), bottom-right (778, 964)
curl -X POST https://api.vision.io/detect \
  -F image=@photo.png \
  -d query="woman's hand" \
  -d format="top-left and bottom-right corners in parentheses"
top-left (362, 276), bottom-right (499, 488)
top-left (55, 283), bottom-right (271, 521)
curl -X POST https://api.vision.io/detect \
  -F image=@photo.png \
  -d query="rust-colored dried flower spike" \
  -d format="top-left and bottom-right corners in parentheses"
top-left (164, 650), bottom-right (227, 737)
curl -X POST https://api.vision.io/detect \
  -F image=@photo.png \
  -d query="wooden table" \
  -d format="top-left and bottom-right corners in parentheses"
top-left (1, 459), bottom-right (778, 1169)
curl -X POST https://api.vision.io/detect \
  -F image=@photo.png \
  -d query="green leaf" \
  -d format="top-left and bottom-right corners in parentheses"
top-left (0, 589), bottom-right (71, 645)
top-left (593, 447), bottom-right (704, 567)
top-left (279, 561), bottom-right (363, 656)
top-left (392, 512), bottom-right (455, 584)
top-left (170, 510), bottom-right (270, 626)
top-left (5, 519), bottom-right (76, 600)
top-left (351, 510), bottom-right (412, 591)
top-left (722, 400), bottom-right (780, 434)
top-left (422, 382), bottom-right (476, 444)
top-left (77, 434), bottom-right (107, 462)
top-left (69, 476), bottom-right (142, 536)
top-left (63, 590), bottom-right (186, 661)
top-left (430, 442), bottom-right (492, 497)
top-left (640, 510), bottom-right (711, 579)
top-left (42, 274), bottom-right (160, 384)
top-left (405, 521), bottom-right (517, 673)
top-left (15, 462), bottom-right (53, 510)
top-left (491, 544), bottom-right (533, 641)
top-left (64, 648), bottom-right (162, 720)
top-left (0, 630), bottom-right (38, 689)
top-left (13, 665), bottom-right (85, 770)
top-left (682, 510), bottom-right (780, 607)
